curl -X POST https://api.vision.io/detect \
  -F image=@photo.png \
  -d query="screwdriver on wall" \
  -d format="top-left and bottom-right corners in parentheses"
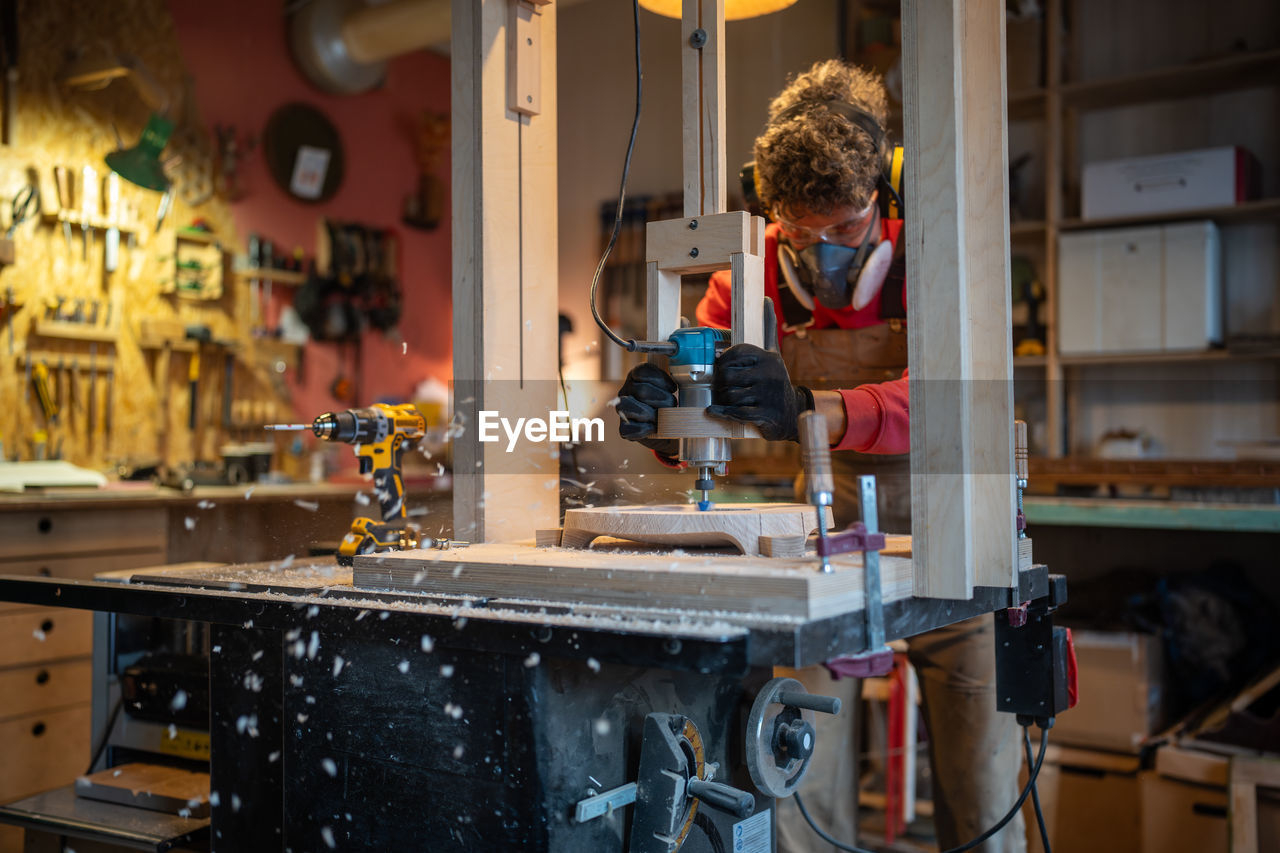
top-left (52, 166), bottom-right (72, 252)
top-left (31, 360), bottom-right (57, 424)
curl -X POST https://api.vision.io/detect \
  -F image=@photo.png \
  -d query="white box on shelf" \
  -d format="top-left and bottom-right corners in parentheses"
top-left (1082, 146), bottom-right (1258, 221)
top-left (1058, 221), bottom-right (1221, 356)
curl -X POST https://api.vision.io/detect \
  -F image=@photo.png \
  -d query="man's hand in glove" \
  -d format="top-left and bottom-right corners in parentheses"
top-left (707, 344), bottom-right (814, 442)
top-left (616, 362), bottom-right (680, 463)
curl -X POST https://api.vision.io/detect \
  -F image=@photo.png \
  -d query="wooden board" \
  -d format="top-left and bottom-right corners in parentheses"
top-left (354, 541), bottom-right (913, 620)
top-left (76, 762), bottom-right (210, 818)
top-left (901, 0), bottom-right (1017, 598)
top-left (561, 503), bottom-right (831, 556)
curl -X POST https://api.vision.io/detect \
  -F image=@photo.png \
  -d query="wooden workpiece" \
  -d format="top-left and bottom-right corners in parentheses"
top-left (560, 503), bottom-right (831, 556)
top-left (355, 540), bottom-right (913, 620)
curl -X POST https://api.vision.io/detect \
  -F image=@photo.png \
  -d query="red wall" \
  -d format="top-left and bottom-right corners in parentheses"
top-left (168, 0), bottom-right (452, 423)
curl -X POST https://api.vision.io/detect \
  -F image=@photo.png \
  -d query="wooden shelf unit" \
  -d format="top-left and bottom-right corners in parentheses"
top-left (31, 318), bottom-right (119, 343)
top-left (1058, 196), bottom-right (1280, 231)
top-left (1058, 47), bottom-right (1280, 112)
top-left (234, 267), bottom-right (307, 286)
top-left (1001, 2), bottom-right (1280, 459)
top-left (1058, 348), bottom-right (1280, 367)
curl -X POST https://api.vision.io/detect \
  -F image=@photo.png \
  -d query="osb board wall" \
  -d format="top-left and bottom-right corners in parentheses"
top-left (0, 0), bottom-right (290, 470)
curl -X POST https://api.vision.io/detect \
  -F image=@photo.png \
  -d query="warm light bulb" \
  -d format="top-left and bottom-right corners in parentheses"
top-left (638, 0), bottom-right (799, 21)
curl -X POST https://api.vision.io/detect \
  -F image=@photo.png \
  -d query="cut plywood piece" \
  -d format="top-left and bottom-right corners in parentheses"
top-left (560, 503), bottom-right (831, 556)
top-left (902, 0), bottom-right (1016, 598)
top-left (75, 763), bottom-right (210, 818)
top-left (353, 541), bottom-right (912, 620)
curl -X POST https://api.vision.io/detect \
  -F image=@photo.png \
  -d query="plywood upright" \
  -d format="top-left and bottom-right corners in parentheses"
top-left (901, 0), bottom-right (1018, 598)
top-left (451, 0), bottom-right (560, 542)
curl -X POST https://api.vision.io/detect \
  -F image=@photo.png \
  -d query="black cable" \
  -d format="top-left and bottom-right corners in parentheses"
top-left (941, 725), bottom-right (1048, 853)
top-left (793, 791), bottom-right (875, 853)
top-left (86, 693), bottom-right (124, 774)
top-left (1024, 727), bottom-right (1052, 853)
top-left (588, 0), bottom-right (644, 353)
top-left (794, 724), bottom-right (1051, 853)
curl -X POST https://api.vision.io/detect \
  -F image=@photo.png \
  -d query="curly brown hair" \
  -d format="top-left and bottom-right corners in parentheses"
top-left (754, 60), bottom-right (888, 218)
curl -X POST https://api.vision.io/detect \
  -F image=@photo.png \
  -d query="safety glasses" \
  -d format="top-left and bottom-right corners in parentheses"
top-left (773, 200), bottom-right (877, 248)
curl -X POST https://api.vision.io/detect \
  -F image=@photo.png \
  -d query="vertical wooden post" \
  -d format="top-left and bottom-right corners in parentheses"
top-left (682, 0), bottom-right (726, 218)
top-left (902, 0), bottom-right (1017, 598)
top-left (451, 0), bottom-right (560, 543)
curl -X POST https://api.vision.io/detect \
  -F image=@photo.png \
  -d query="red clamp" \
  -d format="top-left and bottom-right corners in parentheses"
top-left (816, 521), bottom-right (886, 559)
top-left (824, 647), bottom-right (895, 679)
top-left (1005, 601), bottom-right (1029, 628)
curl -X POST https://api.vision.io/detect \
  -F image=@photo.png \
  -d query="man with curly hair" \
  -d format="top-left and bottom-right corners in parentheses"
top-left (617, 60), bottom-right (1026, 852)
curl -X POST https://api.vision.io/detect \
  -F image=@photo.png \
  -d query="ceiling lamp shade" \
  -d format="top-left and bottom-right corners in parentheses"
top-left (638, 0), bottom-right (798, 21)
top-left (105, 113), bottom-right (174, 192)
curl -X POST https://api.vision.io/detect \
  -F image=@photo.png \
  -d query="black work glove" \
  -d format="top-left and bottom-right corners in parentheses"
top-left (707, 344), bottom-right (814, 442)
top-left (616, 362), bottom-right (680, 461)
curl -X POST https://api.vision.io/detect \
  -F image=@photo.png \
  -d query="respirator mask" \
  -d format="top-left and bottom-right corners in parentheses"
top-left (777, 206), bottom-right (894, 312)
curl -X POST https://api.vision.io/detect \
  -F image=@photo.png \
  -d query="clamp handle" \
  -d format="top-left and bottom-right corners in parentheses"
top-left (798, 411), bottom-right (834, 504)
top-left (777, 690), bottom-right (841, 716)
top-left (687, 779), bottom-right (754, 819)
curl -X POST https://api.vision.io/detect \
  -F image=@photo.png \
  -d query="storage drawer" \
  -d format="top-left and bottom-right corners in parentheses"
top-left (0, 507), bottom-right (166, 560)
top-left (0, 608), bottom-right (92, 669)
top-left (0, 659), bottom-right (92, 721)
top-left (0, 704), bottom-right (91, 803)
top-left (0, 549), bottom-right (167, 613)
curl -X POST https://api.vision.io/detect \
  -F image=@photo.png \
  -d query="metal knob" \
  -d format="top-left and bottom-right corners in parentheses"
top-left (687, 779), bottom-right (754, 819)
top-left (775, 719), bottom-right (816, 762)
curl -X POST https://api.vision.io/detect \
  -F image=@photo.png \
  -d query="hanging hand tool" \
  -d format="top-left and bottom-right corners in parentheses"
top-left (81, 165), bottom-right (99, 261)
top-left (6, 180), bottom-right (37, 238)
top-left (31, 360), bottom-right (57, 425)
top-left (103, 363), bottom-right (114, 453)
top-left (87, 343), bottom-right (97, 450)
top-left (266, 403), bottom-right (426, 564)
top-left (52, 166), bottom-right (73, 252)
top-left (2, 286), bottom-right (14, 355)
top-left (56, 358), bottom-right (67, 443)
top-left (185, 325), bottom-right (211, 432)
top-left (221, 350), bottom-right (234, 431)
top-left (104, 172), bottom-right (120, 274)
top-left (154, 189), bottom-right (172, 233)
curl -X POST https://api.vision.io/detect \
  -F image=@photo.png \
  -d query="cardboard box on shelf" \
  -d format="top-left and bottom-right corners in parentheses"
top-left (1082, 146), bottom-right (1259, 220)
top-left (1022, 745), bottom-right (1141, 853)
top-left (1057, 221), bottom-right (1221, 356)
top-left (1141, 745), bottom-right (1231, 853)
top-left (1051, 630), bottom-right (1167, 753)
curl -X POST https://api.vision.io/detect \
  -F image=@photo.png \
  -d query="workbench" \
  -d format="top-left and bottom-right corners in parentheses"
top-left (0, 552), bottom-right (1048, 852)
top-left (0, 481), bottom-right (449, 851)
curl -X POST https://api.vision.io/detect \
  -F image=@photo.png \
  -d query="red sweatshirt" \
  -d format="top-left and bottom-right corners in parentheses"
top-left (695, 221), bottom-right (910, 454)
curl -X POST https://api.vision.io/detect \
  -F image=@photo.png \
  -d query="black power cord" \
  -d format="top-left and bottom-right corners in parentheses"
top-left (1024, 727), bottom-right (1052, 853)
top-left (793, 723), bottom-right (1050, 853)
top-left (588, 0), bottom-right (644, 353)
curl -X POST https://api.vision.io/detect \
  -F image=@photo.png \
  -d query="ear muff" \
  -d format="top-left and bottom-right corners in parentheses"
top-left (746, 99), bottom-right (906, 222)
top-left (881, 143), bottom-right (905, 220)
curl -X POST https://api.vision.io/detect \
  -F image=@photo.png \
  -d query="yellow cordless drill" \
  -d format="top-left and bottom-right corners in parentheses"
top-left (268, 403), bottom-right (426, 564)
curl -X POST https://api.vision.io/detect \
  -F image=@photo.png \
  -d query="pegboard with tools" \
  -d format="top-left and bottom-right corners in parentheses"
top-left (0, 0), bottom-right (296, 472)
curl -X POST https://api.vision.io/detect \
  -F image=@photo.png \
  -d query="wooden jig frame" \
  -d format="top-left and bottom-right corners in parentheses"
top-left (450, 0), bottom-right (1019, 600)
